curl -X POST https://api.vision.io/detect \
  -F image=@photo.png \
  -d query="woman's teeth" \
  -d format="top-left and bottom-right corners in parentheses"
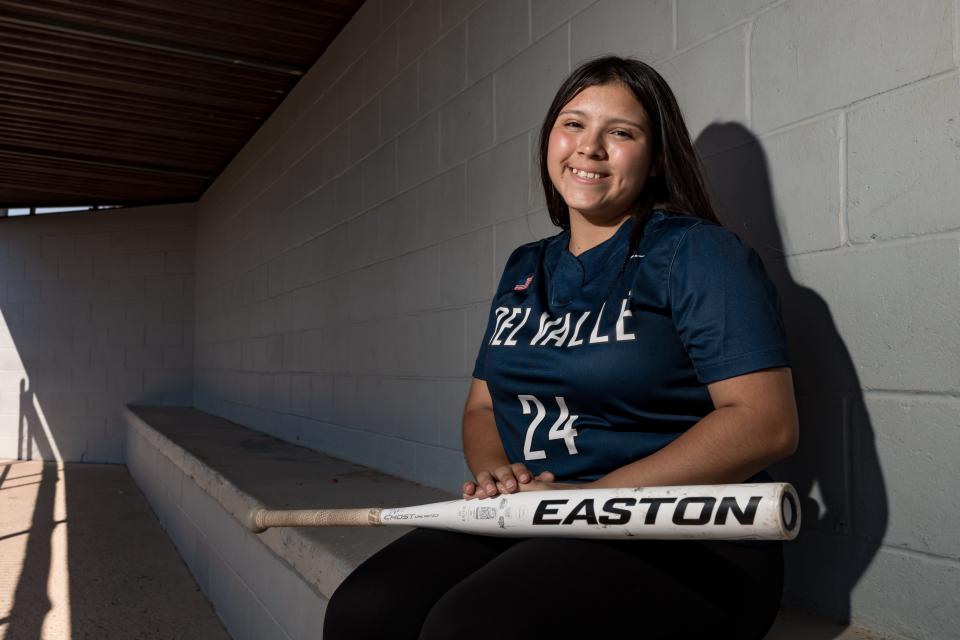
top-left (571, 167), bottom-right (604, 179)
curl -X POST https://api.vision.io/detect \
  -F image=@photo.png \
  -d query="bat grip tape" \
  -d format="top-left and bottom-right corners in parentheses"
top-left (247, 507), bottom-right (383, 532)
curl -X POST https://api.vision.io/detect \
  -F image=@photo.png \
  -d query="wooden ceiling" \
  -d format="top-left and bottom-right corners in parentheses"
top-left (0, 0), bottom-right (365, 209)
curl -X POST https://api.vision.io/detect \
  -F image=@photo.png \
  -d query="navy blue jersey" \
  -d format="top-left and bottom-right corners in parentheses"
top-left (472, 210), bottom-right (790, 483)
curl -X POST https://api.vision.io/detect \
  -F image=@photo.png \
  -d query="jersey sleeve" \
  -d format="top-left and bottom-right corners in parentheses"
top-left (667, 222), bottom-right (790, 384)
top-left (471, 243), bottom-right (538, 380)
top-left (471, 295), bottom-right (502, 380)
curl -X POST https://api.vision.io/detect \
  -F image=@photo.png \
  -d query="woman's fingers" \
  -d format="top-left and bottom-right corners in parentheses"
top-left (476, 471), bottom-right (497, 497)
top-left (510, 463), bottom-right (532, 483)
top-left (493, 465), bottom-right (525, 492)
top-left (466, 466), bottom-right (549, 500)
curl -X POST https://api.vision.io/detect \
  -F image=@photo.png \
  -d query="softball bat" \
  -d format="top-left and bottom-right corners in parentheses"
top-left (246, 482), bottom-right (800, 541)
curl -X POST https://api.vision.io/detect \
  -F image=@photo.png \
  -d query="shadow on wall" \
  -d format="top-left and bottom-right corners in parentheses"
top-left (696, 123), bottom-right (889, 633)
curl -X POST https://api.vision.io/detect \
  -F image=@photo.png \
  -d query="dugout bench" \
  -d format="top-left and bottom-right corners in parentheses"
top-left (124, 405), bottom-right (875, 640)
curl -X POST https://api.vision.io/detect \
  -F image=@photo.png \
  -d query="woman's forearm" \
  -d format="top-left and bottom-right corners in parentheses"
top-left (462, 408), bottom-right (510, 475)
top-left (589, 404), bottom-right (797, 489)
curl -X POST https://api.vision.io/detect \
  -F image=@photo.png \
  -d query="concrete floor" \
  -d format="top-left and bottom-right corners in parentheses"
top-left (0, 459), bottom-right (228, 640)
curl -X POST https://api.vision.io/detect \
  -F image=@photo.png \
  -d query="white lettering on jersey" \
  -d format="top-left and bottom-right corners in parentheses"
top-left (548, 396), bottom-right (580, 454)
top-left (518, 394), bottom-right (547, 460)
top-left (539, 313), bottom-right (571, 347)
top-left (492, 299), bottom-right (635, 348)
top-left (518, 394), bottom-right (580, 461)
top-left (488, 307), bottom-right (511, 345)
top-left (491, 307), bottom-right (522, 345)
top-left (567, 311), bottom-right (591, 347)
top-left (615, 298), bottom-right (636, 341)
top-left (504, 307), bottom-right (530, 345)
top-left (530, 313), bottom-right (564, 346)
top-left (588, 302), bottom-right (609, 344)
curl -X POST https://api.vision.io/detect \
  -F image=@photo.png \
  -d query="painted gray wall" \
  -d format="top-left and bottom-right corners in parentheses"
top-left (0, 203), bottom-right (196, 463)
top-left (191, 1), bottom-right (960, 636)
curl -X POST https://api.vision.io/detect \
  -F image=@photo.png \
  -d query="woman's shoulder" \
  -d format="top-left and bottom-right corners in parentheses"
top-left (492, 233), bottom-right (562, 292)
top-left (504, 230), bottom-right (564, 268)
top-left (645, 209), bottom-right (720, 238)
top-left (644, 209), bottom-right (748, 258)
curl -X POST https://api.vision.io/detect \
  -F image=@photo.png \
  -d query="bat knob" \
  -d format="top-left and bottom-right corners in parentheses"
top-left (246, 506), bottom-right (267, 533)
top-left (780, 485), bottom-right (801, 539)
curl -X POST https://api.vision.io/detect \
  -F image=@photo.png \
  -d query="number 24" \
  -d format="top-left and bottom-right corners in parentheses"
top-left (518, 395), bottom-right (580, 461)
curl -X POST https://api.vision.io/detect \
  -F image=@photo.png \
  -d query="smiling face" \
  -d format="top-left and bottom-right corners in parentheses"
top-left (546, 82), bottom-right (659, 228)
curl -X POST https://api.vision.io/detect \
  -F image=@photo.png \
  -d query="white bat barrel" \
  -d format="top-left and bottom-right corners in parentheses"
top-left (379, 483), bottom-right (800, 541)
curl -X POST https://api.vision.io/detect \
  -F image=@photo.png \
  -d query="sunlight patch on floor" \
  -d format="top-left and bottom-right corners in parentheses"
top-left (0, 461), bottom-right (71, 639)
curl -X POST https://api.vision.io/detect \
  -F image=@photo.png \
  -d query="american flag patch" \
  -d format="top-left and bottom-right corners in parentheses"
top-left (513, 273), bottom-right (534, 291)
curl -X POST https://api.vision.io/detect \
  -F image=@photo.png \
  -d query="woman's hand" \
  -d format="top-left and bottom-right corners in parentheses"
top-left (463, 463), bottom-right (535, 500)
top-left (515, 471), bottom-right (582, 493)
top-left (464, 470), bottom-right (583, 499)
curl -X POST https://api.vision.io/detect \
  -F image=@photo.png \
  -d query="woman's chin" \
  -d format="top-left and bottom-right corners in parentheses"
top-left (568, 207), bottom-right (632, 227)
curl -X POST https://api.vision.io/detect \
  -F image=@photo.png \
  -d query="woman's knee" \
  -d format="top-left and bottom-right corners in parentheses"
top-left (323, 572), bottom-right (408, 640)
top-left (324, 529), bottom-right (509, 640)
top-left (418, 586), bottom-right (479, 640)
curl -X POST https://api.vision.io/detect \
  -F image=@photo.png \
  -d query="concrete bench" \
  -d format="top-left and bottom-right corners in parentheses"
top-left (124, 405), bottom-right (452, 640)
top-left (124, 405), bottom-right (881, 640)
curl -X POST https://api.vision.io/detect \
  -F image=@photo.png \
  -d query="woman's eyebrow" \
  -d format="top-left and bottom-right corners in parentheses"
top-left (558, 109), bottom-right (643, 129)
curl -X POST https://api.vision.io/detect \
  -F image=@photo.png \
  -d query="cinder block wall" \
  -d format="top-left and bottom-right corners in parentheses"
top-left (192, 1), bottom-right (960, 636)
top-left (0, 204), bottom-right (196, 462)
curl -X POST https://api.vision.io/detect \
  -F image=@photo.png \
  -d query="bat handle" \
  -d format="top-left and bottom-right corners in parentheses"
top-left (246, 507), bottom-right (383, 533)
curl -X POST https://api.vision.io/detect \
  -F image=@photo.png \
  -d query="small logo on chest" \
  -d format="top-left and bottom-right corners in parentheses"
top-left (513, 273), bottom-right (534, 291)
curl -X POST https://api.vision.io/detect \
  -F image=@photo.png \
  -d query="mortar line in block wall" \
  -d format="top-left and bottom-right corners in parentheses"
top-left (214, 8), bottom-right (584, 235)
top-left (876, 541), bottom-right (960, 567)
top-left (197, 295), bottom-right (492, 346)
top-left (228, 212), bottom-right (491, 289)
top-left (861, 388), bottom-right (960, 401)
top-left (212, 2), bottom-right (387, 207)
top-left (745, 18), bottom-right (753, 127)
top-left (790, 526), bottom-right (960, 569)
top-left (955, 0), bottom-right (959, 68)
top-left (210, 129), bottom-right (535, 288)
top-left (672, 0), bottom-right (678, 51)
top-left (693, 109), bottom-right (842, 164)
top-left (491, 55), bottom-right (497, 143)
top-left (219, 12), bottom-right (589, 228)
top-left (838, 110), bottom-right (848, 246)
top-left (439, 0), bottom-right (486, 36)
top-left (203, 3), bottom-right (552, 216)
top-left (753, 67), bottom-right (960, 139)
top-left (244, 75), bottom-right (483, 233)
top-left (857, 226), bottom-right (960, 250)
top-left (697, 66), bottom-right (960, 159)
top-left (654, 0), bottom-right (787, 65)
top-left (383, 0), bottom-right (405, 30)
top-left (769, 227), bottom-right (960, 258)
top-left (528, 0), bottom-right (533, 46)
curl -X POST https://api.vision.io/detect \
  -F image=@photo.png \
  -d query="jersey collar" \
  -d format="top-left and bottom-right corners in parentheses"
top-left (545, 216), bottom-right (636, 307)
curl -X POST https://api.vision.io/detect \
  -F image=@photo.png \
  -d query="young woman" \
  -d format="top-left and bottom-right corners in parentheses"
top-left (324, 56), bottom-right (798, 640)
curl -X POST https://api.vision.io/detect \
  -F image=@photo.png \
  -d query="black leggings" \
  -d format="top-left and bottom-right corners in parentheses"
top-left (323, 528), bottom-right (783, 640)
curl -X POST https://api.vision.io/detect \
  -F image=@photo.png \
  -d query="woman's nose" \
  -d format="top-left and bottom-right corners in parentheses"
top-left (577, 131), bottom-right (605, 158)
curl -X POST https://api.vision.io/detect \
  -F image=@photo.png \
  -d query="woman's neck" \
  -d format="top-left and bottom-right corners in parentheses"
top-left (566, 211), bottom-right (631, 257)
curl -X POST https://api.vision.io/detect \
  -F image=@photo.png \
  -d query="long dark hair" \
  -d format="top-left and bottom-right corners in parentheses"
top-left (538, 56), bottom-right (720, 249)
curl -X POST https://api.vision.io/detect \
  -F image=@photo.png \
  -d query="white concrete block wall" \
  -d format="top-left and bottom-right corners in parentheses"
top-left (0, 204), bottom-right (196, 463)
top-left (191, 0), bottom-right (960, 635)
